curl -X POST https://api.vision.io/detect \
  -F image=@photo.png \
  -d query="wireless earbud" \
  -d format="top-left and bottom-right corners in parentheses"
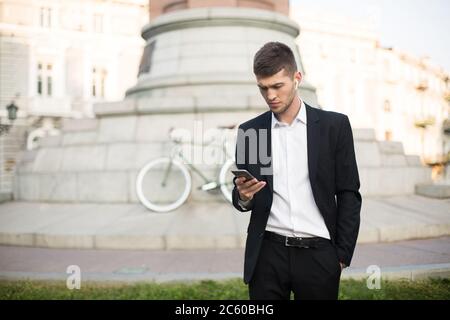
top-left (294, 80), bottom-right (299, 89)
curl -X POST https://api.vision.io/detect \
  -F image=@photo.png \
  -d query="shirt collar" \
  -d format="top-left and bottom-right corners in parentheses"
top-left (271, 97), bottom-right (307, 128)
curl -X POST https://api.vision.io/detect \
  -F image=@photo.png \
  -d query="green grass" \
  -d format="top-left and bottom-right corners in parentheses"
top-left (0, 278), bottom-right (449, 300)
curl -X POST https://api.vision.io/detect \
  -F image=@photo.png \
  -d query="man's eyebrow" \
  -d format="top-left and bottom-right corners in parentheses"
top-left (257, 82), bottom-right (284, 89)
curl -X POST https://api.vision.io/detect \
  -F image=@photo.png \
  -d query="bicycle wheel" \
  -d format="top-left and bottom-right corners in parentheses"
top-left (219, 158), bottom-right (237, 203)
top-left (136, 157), bottom-right (191, 212)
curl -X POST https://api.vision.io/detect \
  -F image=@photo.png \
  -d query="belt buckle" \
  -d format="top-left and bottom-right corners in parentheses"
top-left (285, 237), bottom-right (309, 248)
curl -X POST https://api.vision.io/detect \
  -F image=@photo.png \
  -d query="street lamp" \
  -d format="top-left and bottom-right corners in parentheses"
top-left (6, 101), bottom-right (18, 121)
top-left (0, 101), bottom-right (19, 136)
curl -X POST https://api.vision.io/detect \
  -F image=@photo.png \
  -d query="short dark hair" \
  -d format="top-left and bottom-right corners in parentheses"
top-left (253, 42), bottom-right (297, 78)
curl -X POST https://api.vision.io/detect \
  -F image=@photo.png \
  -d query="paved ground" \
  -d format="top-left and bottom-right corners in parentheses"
top-left (0, 195), bottom-right (449, 283)
top-left (0, 194), bottom-right (449, 250)
top-left (0, 237), bottom-right (449, 283)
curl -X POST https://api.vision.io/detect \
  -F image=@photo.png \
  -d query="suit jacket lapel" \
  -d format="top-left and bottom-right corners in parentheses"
top-left (306, 103), bottom-right (320, 186)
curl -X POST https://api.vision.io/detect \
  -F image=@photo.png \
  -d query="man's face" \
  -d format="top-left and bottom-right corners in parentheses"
top-left (256, 69), bottom-right (302, 115)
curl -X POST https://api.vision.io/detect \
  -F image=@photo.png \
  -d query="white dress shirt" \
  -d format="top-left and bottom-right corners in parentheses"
top-left (239, 99), bottom-right (330, 239)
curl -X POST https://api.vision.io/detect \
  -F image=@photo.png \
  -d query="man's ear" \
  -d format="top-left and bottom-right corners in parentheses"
top-left (294, 72), bottom-right (302, 89)
top-left (297, 72), bottom-right (303, 85)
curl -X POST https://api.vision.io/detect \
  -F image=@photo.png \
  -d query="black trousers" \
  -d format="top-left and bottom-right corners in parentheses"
top-left (249, 233), bottom-right (342, 300)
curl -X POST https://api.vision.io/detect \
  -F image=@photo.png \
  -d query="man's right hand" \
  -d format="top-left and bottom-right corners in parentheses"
top-left (235, 177), bottom-right (266, 201)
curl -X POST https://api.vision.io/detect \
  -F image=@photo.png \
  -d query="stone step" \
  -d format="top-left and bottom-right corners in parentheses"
top-left (406, 155), bottom-right (423, 166)
top-left (354, 141), bottom-right (380, 167)
top-left (353, 128), bottom-right (376, 141)
top-left (0, 192), bottom-right (12, 203)
top-left (15, 163), bottom-right (432, 202)
top-left (380, 154), bottom-right (407, 167)
top-left (62, 118), bottom-right (98, 132)
top-left (378, 141), bottom-right (405, 155)
top-left (359, 166), bottom-right (431, 196)
top-left (94, 99), bottom-right (136, 117)
top-left (415, 183), bottom-right (450, 199)
top-left (38, 135), bottom-right (62, 148)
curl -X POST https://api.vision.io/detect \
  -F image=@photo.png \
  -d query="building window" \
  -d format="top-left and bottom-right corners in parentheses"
top-left (100, 73), bottom-right (105, 97)
top-left (350, 48), bottom-right (356, 63)
top-left (92, 68), bottom-right (96, 97)
top-left (47, 64), bottom-right (52, 96)
top-left (39, 7), bottom-right (52, 28)
top-left (383, 99), bottom-right (391, 112)
top-left (37, 76), bottom-right (42, 95)
top-left (37, 64), bottom-right (42, 95)
top-left (47, 78), bottom-right (52, 96)
top-left (92, 67), bottom-right (107, 98)
top-left (385, 131), bottom-right (392, 141)
top-left (384, 58), bottom-right (391, 74)
top-left (93, 14), bottom-right (103, 33)
top-left (37, 62), bottom-right (53, 96)
top-left (319, 44), bottom-right (327, 59)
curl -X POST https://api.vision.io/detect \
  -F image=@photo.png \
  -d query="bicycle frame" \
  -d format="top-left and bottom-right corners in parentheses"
top-left (169, 133), bottom-right (234, 189)
top-left (136, 128), bottom-right (237, 211)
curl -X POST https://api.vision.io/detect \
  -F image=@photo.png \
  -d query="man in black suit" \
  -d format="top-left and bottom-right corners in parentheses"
top-left (232, 42), bottom-right (361, 300)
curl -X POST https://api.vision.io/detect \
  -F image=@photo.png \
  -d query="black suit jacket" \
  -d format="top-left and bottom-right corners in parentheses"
top-left (232, 103), bottom-right (362, 284)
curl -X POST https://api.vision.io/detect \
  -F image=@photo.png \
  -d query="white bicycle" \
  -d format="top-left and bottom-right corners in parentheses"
top-left (136, 125), bottom-right (238, 212)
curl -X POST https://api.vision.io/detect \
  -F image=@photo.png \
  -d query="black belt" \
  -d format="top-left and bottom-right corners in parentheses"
top-left (264, 231), bottom-right (330, 248)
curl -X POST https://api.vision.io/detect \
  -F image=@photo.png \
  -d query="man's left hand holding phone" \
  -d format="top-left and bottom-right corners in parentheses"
top-left (232, 169), bottom-right (266, 210)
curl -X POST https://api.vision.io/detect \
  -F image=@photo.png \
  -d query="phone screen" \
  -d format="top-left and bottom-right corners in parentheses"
top-left (231, 170), bottom-right (255, 181)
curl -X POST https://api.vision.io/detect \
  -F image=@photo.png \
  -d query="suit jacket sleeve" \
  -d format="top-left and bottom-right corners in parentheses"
top-left (335, 115), bottom-right (362, 267)
top-left (232, 125), bottom-right (254, 212)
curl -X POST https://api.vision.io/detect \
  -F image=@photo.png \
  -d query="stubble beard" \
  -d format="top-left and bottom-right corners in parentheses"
top-left (272, 88), bottom-right (297, 116)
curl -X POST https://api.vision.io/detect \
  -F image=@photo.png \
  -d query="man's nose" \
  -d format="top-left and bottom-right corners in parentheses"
top-left (267, 89), bottom-right (277, 101)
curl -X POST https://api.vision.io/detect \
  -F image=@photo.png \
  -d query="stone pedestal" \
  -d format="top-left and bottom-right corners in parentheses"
top-left (14, 121), bottom-right (432, 203)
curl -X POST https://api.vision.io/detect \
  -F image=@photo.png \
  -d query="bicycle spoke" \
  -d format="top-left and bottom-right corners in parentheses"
top-left (161, 161), bottom-right (173, 187)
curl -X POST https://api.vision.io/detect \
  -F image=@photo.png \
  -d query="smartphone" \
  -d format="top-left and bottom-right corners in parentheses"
top-left (231, 169), bottom-right (256, 182)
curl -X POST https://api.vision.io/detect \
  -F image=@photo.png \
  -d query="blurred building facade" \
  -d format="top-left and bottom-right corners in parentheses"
top-left (0, 0), bottom-right (148, 122)
top-left (0, 0), bottom-right (148, 195)
top-left (149, 0), bottom-right (289, 19)
top-left (291, 7), bottom-right (450, 166)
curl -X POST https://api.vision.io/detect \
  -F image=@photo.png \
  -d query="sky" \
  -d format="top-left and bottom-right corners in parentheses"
top-left (290, 0), bottom-right (450, 74)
